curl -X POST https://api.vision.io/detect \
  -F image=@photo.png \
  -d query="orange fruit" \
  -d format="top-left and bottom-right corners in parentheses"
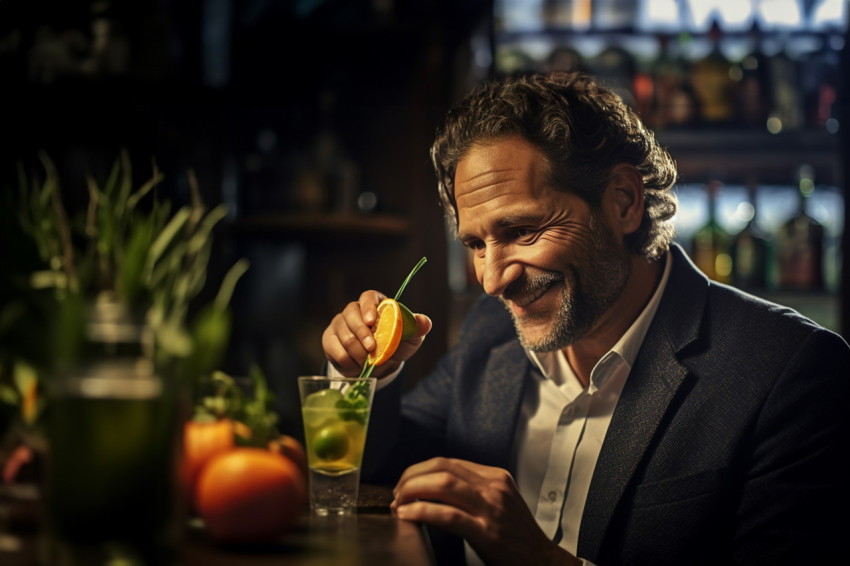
top-left (268, 434), bottom-right (309, 479)
top-left (179, 418), bottom-right (235, 509)
top-left (367, 298), bottom-right (404, 366)
top-left (196, 447), bottom-right (307, 543)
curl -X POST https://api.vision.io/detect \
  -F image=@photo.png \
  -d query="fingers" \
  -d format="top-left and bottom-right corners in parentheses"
top-left (392, 458), bottom-right (504, 517)
top-left (392, 458), bottom-right (572, 566)
top-left (322, 291), bottom-right (386, 376)
top-left (392, 313), bottom-right (433, 364)
top-left (394, 499), bottom-right (481, 541)
top-left (357, 290), bottom-right (385, 327)
top-left (394, 462), bottom-right (484, 510)
top-left (391, 459), bottom-right (488, 543)
top-left (395, 457), bottom-right (487, 492)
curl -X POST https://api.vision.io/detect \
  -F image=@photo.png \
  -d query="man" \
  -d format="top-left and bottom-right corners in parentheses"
top-left (321, 72), bottom-right (850, 565)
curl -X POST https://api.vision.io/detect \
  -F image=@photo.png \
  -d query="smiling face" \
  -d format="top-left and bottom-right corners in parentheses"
top-left (456, 137), bottom-right (632, 352)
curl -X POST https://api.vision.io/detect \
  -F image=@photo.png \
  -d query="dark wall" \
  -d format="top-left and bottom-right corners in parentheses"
top-left (0, 0), bottom-right (493, 434)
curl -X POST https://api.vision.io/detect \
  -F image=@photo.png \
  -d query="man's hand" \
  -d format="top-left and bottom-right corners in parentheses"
top-left (391, 458), bottom-right (581, 566)
top-left (321, 290), bottom-right (432, 378)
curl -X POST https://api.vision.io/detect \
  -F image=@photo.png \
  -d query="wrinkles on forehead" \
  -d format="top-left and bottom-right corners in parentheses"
top-left (454, 139), bottom-right (553, 210)
top-left (455, 171), bottom-right (523, 211)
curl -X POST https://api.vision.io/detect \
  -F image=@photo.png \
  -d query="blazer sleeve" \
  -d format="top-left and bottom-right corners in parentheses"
top-left (732, 326), bottom-right (850, 564)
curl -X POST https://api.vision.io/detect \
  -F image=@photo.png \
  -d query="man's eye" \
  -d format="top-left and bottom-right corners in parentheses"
top-left (511, 227), bottom-right (535, 239)
top-left (464, 239), bottom-right (485, 251)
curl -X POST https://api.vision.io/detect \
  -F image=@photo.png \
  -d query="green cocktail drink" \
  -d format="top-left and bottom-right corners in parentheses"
top-left (298, 376), bottom-right (376, 516)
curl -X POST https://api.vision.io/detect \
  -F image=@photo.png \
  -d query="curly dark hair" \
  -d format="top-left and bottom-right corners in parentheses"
top-left (430, 72), bottom-right (678, 260)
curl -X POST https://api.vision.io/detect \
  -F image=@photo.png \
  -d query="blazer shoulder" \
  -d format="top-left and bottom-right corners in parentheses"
top-left (676, 282), bottom-right (850, 392)
top-left (710, 283), bottom-right (846, 346)
top-left (661, 245), bottom-right (847, 357)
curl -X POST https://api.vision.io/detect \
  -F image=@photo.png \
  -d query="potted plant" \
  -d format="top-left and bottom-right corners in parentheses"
top-left (0, 149), bottom-right (248, 563)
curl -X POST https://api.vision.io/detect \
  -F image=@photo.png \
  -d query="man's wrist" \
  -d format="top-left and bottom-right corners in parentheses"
top-left (326, 360), bottom-right (404, 389)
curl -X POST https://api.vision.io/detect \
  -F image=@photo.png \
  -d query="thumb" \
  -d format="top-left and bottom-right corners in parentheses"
top-left (393, 313), bottom-right (432, 363)
top-left (412, 313), bottom-right (432, 339)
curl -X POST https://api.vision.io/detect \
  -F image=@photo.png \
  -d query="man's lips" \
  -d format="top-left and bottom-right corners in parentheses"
top-left (505, 280), bottom-right (558, 312)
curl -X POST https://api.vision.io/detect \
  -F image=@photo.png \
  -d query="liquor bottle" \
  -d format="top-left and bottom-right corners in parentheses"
top-left (591, 44), bottom-right (637, 108)
top-left (542, 0), bottom-right (572, 29)
top-left (592, 0), bottom-right (635, 30)
top-left (544, 45), bottom-right (585, 74)
top-left (766, 42), bottom-right (803, 132)
top-left (651, 33), bottom-right (697, 128)
top-left (632, 52), bottom-right (655, 125)
top-left (296, 90), bottom-right (346, 212)
top-left (730, 180), bottom-right (770, 290)
top-left (690, 22), bottom-right (736, 125)
top-left (798, 35), bottom-right (840, 129)
top-left (542, 0), bottom-right (591, 30)
top-left (776, 165), bottom-right (825, 290)
top-left (691, 180), bottom-right (732, 284)
top-left (736, 24), bottom-right (772, 128)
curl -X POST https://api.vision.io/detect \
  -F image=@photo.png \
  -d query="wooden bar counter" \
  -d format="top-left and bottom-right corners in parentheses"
top-left (1, 483), bottom-right (436, 566)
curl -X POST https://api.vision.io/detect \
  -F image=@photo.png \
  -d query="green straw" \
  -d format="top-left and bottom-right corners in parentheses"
top-left (394, 256), bottom-right (427, 301)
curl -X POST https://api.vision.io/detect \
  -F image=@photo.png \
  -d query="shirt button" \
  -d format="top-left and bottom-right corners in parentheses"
top-left (548, 490), bottom-right (558, 502)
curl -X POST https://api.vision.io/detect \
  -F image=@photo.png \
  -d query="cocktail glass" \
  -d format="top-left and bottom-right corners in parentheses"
top-left (298, 375), bottom-right (376, 516)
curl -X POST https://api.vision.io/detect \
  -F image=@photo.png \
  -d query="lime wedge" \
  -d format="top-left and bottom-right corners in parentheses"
top-left (399, 302), bottom-right (417, 340)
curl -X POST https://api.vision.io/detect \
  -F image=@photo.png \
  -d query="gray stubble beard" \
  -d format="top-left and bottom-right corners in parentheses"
top-left (503, 219), bottom-right (632, 353)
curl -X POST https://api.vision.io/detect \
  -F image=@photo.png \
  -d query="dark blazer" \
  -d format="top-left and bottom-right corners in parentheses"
top-left (363, 244), bottom-right (850, 565)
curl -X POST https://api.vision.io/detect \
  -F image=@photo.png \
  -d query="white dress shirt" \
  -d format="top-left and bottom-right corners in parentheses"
top-left (465, 254), bottom-right (671, 566)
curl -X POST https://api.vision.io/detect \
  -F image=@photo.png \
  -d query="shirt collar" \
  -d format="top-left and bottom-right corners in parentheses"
top-left (527, 251), bottom-right (673, 390)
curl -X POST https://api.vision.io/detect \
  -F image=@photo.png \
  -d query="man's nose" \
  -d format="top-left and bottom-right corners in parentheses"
top-left (477, 247), bottom-right (522, 297)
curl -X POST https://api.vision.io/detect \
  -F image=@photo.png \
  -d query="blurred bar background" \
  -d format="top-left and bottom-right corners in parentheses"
top-left (1, 0), bottom-right (847, 433)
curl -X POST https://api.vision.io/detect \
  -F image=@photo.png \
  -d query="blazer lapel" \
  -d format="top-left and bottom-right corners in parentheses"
top-left (577, 245), bottom-right (707, 560)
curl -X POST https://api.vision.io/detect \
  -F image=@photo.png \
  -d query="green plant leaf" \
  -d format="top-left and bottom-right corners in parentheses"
top-left (147, 206), bottom-right (191, 274)
top-left (114, 148), bottom-right (133, 220)
top-left (119, 219), bottom-right (155, 306)
top-left (189, 305), bottom-right (232, 377)
top-left (187, 204), bottom-right (227, 255)
top-left (10, 149), bottom-right (251, 412)
top-left (214, 259), bottom-right (250, 311)
top-left (126, 167), bottom-right (163, 211)
top-left (155, 318), bottom-right (193, 357)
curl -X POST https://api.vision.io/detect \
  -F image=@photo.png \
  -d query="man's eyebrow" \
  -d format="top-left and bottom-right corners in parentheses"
top-left (497, 213), bottom-right (544, 227)
top-left (458, 213), bottom-right (546, 241)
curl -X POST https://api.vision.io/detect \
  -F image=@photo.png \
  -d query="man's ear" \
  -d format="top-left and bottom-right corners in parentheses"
top-left (606, 163), bottom-right (645, 236)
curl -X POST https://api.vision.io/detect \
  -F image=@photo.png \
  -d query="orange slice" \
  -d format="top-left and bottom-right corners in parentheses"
top-left (367, 298), bottom-right (404, 366)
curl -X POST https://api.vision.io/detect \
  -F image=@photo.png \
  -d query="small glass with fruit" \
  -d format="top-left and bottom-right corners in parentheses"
top-left (298, 257), bottom-right (426, 516)
top-left (298, 375), bottom-right (377, 516)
